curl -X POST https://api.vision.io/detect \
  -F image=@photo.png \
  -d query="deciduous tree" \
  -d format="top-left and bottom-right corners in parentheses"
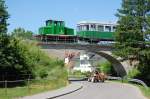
top-left (11, 28), bottom-right (33, 40)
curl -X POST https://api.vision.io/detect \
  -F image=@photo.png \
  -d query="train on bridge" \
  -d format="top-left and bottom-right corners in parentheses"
top-left (36, 19), bottom-right (116, 43)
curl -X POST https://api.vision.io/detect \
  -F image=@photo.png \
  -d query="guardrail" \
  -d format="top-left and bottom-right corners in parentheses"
top-left (68, 75), bottom-right (88, 81)
top-left (128, 78), bottom-right (149, 90)
top-left (68, 75), bottom-right (148, 90)
top-left (107, 76), bottom-right (148, 90)
top-left (107, 76), bottom-right (122, 80)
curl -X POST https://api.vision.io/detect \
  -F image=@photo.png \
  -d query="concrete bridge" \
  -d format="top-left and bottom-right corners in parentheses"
top-left (38, 42), bottom-right (133, 77)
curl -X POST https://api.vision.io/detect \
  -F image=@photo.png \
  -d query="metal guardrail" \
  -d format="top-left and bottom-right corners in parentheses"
top-left (107, 76), bottom-right (149, 90)
top-left (128, 78), bottom-right (149, 90)
top-left (68, 75), bottom-right (87, 78)
top-left (107, 76), bottom-right (122, 80)
top-left (68, 75), bottom-right (148, 89)
top-left (68, 75), bottom-right (88, 81)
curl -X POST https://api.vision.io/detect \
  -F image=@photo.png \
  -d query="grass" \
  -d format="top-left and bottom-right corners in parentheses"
top-left (0, 79), bottom-right (68, 99)
top-left (135, 84), bottom-right (150, 99)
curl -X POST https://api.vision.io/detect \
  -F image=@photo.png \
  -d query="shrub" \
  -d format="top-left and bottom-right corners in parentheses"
top-left (98, 61), bottom-right (112, 74)
top-left (97, 61), bottom-right (117, 76)
top-left (38, 68), bottom-right (48, 79)
top-left (127, 68), bottom-right (140, 79)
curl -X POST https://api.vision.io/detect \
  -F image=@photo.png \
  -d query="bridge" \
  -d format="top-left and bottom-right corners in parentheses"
top-left (38, 42), bottom-right (133, 77)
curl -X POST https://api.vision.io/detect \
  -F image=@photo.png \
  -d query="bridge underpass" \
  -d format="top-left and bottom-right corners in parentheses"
top-left (38, 43), bottom-right (133, 77)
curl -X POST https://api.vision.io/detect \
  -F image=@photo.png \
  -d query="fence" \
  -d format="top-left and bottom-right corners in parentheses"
top-left (0, 78), bottom-right (62, 99)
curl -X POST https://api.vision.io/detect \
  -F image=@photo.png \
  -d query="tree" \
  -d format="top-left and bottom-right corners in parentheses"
top-left (0, 0), bottom-right (9, 35)
top-left (0, 0), bottom-right (67, 82)
top-left (0, 1), bottom-right (34, 80)
top-left (0, 38), bottom-right (34, 80)
top-left (138, 49), bottom-right (150, 82)
top-left (11, 28), bottom-right (33, 40)
top-left (115, 0), bottom-right (150, 59)
top-left (115, 0), bottom-right (150, 81)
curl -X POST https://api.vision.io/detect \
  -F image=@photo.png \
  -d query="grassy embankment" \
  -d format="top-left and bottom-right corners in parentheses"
top-left (135, 84), bottom-right (150, 99)
top-left (0, 78), bottom-right (68, 99)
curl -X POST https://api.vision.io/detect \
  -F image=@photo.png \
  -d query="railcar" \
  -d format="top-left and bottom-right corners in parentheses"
top-left (77, 21), bottom-right (116, 43)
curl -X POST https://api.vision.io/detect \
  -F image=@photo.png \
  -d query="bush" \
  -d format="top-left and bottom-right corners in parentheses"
top-left (97, 61), bottom-right (117, 76)
top-left (98, 61), bottom-right (112, 74)
top-left (72, 70), bottom-right (83, 75)
top-left (127, 68), bottom-right (140, 79)
top-left (38, 68), bottom-right (48, 79)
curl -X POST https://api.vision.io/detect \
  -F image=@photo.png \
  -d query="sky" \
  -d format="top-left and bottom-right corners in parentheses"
top-left (6, 0), bottom-right (122, 33)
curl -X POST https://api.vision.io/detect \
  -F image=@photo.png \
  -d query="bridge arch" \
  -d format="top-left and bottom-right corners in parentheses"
top-left (93, 51), bottom-right (126, 77)
top-left (39, 43), bottom-right (128, 77)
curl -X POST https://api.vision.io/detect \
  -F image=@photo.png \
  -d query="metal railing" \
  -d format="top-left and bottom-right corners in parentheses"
top-left (128, 78), bottom-right (149, 90)
top-left (107, 76), bottom-right (149, 90)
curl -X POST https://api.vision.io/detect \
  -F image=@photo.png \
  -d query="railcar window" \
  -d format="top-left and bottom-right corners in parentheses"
top-left (98, 25), bottom-right (104, 32)
top-left (105, 26), bottom-right (111, 32)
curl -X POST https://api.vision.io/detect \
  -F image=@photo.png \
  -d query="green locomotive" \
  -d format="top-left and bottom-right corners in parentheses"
top-left (38, 19), bottom-right (75, 42)
top-left (39, 20), bottom-right (74, 35)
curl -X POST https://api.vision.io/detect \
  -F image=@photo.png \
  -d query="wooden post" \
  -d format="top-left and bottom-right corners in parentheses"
top-left (5, 80), bottom-right (7, 98)
top-left (27, 75), bottom-right (31, 94)
top-left (43, 79), bottom-right (46, 90)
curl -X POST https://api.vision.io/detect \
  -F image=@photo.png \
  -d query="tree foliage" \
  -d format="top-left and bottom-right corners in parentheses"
top-left (11, 28), bottom-right (33, 40)
top-left (138, 49), bottom-right (150, 80)
top-left (0, 0), bottom-right (9, 35)
top-left (0, 0), bottom-right (67, 81)
top-left (0, 37), bottom-right (33, 80)
top-left (0, 37), bottom-right (66, 80)
top-left (115, 0), bottom-right (150, 81)
top-left (97, 61), bottom-right (117, 76)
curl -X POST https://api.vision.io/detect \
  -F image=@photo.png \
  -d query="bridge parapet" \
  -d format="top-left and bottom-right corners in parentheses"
top-left (38, 42), bottom-right (113, 52)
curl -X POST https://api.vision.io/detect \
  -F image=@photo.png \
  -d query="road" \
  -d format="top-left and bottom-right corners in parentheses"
top-left (57, 81), bottom-right (146, 99)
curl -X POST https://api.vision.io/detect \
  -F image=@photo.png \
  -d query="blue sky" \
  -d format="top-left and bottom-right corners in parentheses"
top-left (6, 0), bottom-right (121, 33)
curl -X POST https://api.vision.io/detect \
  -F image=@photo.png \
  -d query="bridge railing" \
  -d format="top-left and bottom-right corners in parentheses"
top-left (37, 41), bottom-right (114, 47)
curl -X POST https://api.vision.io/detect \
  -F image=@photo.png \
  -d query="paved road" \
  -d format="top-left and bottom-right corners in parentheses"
top-left (57, 81), bottom-right (146, 99)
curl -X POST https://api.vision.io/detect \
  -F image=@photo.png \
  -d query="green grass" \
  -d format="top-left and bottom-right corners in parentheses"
top-left (135, 85), bottom-right (150, 99)
top-left (0, 79), bottom-right (68, 99)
